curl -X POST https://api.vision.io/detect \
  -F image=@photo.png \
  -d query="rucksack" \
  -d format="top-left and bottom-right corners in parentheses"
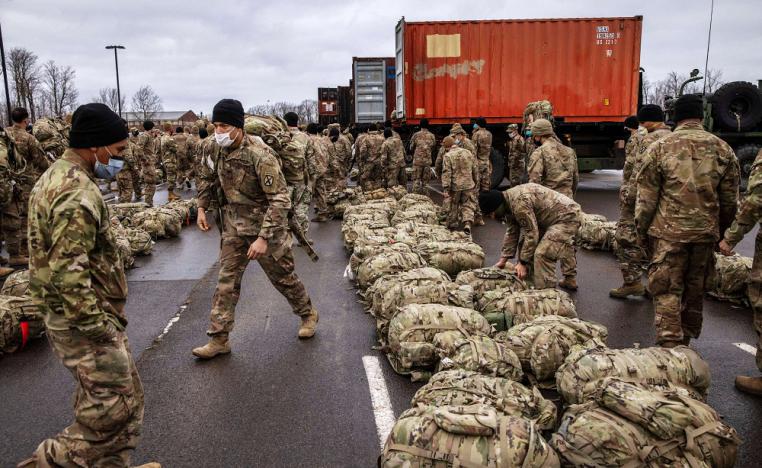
top-left (705, 253), bottom-right (752, 306)
top-left (494, 316), bottom-right (608, 386)
top-left (477, 288), bottom-right (577, 332)
top-left (411, 370), bottom-right (557, 430)
top-left (32, 117), bottom-right (69, 158)
top-left (0, 269), bottom-right (30, 297)
top-left (349, 242), bottom-right (411, 276)
top-left (577, 213), bottom-right (617, 251)
top-left (455, 268), bottom-right (527, 301)
top-left (356, 250), bottom-right (427, 290)
top-left (0, 295), bottom-right (45, 355)
top-left (393, 222), bottom-right (469, 245)
top-left (415, 241), bottom-right (485, 277)
top-left (397, 193), bottom-right (437, 212)
top-left (435, 333), bottom-right (523, 381)
top-left (391, 207), bottom-right (439, 226)
top-left (380, 405), bottom-right (560, 468)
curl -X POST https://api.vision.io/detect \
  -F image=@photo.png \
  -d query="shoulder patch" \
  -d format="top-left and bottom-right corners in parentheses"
top-left (264, 175), bottom-right (274, 187)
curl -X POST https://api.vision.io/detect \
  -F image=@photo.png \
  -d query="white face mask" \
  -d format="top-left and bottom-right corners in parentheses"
top-left (215, 128), bottom-right (236, 148)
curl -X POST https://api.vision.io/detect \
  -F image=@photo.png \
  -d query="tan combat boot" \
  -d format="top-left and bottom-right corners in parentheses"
top-left (298, 309), bottom-right (319, 339)
top-left (559, 276), bottom-right (578, 291)
top-left (735, 376), bottom-right (762, 396)
top-left (192, 335), bottom-right (231, 359)
top-left (609, 282), bottom-right (645, 298)
top-left (167, 191), bottom-right (181, 202)
top-left (7, 256), bottom-right (29, 267)
top-left (132, 463), bottom-right (162, 468)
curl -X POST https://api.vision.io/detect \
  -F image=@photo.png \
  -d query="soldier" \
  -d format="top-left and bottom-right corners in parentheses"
top-left (192, 99), bottom-right (318, 360)
top-left (3, 107), bottom-right (50, 266)
top-left (409, 119), bottom-right (436, 194)
top-left (160, 122), bottom-right (180, 201)
top-left (116, 123), bottom-right (144, 202)
top-left (185, 125), bottom-right (201, 189)
top-left (312, 125), bottom-right (338, 222)
top-left (172, 126), bottom-right (190, 191)
top-left (382, 127), bottom-right (406, 188)
top-left (0, 130), bottom-right (17, 277)
top-left (283, 112), bottom-right (319, 239)
top-left (621, 115), bottom-right (642, 183)
top-left (472, 117), bottom-right (493, 191)
top-left (479, 184), bottom-right (581, 289)
top-left (505, 123), bottom-right (527, 186)
top-left (451, 124), bottom-right (482, 226)
top-left (527, 118), bottom-right (578, 199)
top-left (335, 125), bottom-right (353, 183)
top-left (635, 94), bottom-right (739, 348)
top-left (137, 121), bottom-right (159, 206)
top-left (357, 122), bottom-right (386, 191)
top-left (720, 148), bottom-right (762, 395)
top-left (441, 136), bottom-right (478, 234)
top-left (610, 106), bottom-right (671, 298)
top-left (19, 103), bottom-right (154, 468)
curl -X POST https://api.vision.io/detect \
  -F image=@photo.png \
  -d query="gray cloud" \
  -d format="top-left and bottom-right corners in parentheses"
top-left (3, 0), bottom-right (760, 115)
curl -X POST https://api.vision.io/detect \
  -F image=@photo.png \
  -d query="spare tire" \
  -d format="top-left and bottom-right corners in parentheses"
top-left (736, 143), bottom-right (762, 191)
top-left (490, 148), bottom-right (506, 189)
top-left (711, 82), bottom-right (762, 132)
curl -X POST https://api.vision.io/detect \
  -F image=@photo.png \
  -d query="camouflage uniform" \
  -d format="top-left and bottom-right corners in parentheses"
top-left (723, 149), bottom-right (762, 371)
top-left (382, 134), bottom-right (407, 188)
top-left (172, 131), bottom-right (190, 188)
top-left (358, 130), bottom-right (386, 191)
top-left (24, 150), bottom-right (143, 466)
top-left (410, 128), bottom-right (436, 194)
top-left (309, 133), bottom-right (331, 219)
top-left (198, 136), bottom-right (313, 337)
top-left (506, 132), bottom-right (527, 186)
top-left (137, 131), bottom-right (158, 206)
top-left (3, 125), bottom-right (50, 258)
top-left (500, 183), bottom-right (581, 289)
top-left (116, 140), bottom-right (143, 202)
top-left (159, 133), bottom-right (178, 193)
top-left (282, 128), bottom-right (317, 237)
top-left (635, 121), bottom-right (740, 345)
top-left (614, 125), bottom-right (671, 285)
top-left (314, 136), bottom-right (339, 218)
top-left (334, 133), bottom-right (352, 182)
top-left (442, 146), bottom-right (478, 230)
top-left (0, 130), bottom-right (15, 213)
top-left (472, 127), bottom-right (493, 191)
top-left (527, 137), bottom-right (578, 199)
top-left (185, 130), bottom-right (201, 187)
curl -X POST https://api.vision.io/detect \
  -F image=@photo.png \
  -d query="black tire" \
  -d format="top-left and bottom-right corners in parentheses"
top-left (490, 148), bottom-right (505, 189)
top-left (711, 82), bottom-right (762, 132)
top-left (736, 143), bottom-right (762, 191)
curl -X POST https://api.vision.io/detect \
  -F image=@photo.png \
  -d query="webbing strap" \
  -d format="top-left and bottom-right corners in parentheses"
top-left (387, 443), bottom-right (485, 468)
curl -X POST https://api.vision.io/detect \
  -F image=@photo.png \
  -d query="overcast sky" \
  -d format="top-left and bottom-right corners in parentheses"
top-left (2, 0), bottom-right (760, 116)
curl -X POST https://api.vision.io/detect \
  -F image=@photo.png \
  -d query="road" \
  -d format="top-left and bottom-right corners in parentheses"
top-left (1, 173), bottom-right (760, 467)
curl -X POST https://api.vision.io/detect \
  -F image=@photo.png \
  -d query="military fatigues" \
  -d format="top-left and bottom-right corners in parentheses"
top-left (472, 127), bottom-right (493, 191)
top-left (309, 134), bottom-right (330, 219)
top-left (724, 149), bottom-right (762, 371)
top-left (282, 128), bottom-right (317, 237)
top-left (506, 133), bottom-right (528, 186)
top-left (314, 136), bottom-right (339, 218)
top-left (3, 125), bottom-right (50, 258)
top-left (172, 132), bottom-right (190, 188)
top-left (198, 136), bottom-right (313, 337)
top-left (382, 135), bottom-right (407, 188)
top-left (442, 146), bottom-right (478, 230)
top-left (25, 150), bottom-right (143, 466)
top-left (0, 131), bottom-right (15, 218)
top-left (358, 130), bottom-right (386, 191)
top-left (185, 133), bottom-right (200, 187)
top-left (410, 128), bottom-right (436, 194)
top-left (500, 183), bottom-right (581, 289)
top-left (160, 133), bottom-right (178, 193)
top-left (137, 132), bottom-right (158, 206)
top-left (116, 141), bottom-right (143, 202)
top-left (614, 126), bottom-right (671, 285)
top-left (635, 121), bottom-right (740, 345)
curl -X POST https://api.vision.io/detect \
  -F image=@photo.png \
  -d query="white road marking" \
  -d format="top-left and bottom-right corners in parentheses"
top-left (363, 355), bottom-right (396, 449)
top-left (734, 342), bottom-right (757, 356)
top-left (149, 305), bottom-right (187, 347)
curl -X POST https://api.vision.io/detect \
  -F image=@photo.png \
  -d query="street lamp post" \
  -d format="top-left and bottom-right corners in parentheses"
top-left (0, 22), bottom-right (12, 125)
top-left (105, 45), bottom-right (125, 117)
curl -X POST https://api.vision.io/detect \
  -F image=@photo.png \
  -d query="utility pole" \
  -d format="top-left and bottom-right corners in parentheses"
top-left (0, 22), bottom-right (12, 125)
top-left (105, 45), bottom-right (125, 117)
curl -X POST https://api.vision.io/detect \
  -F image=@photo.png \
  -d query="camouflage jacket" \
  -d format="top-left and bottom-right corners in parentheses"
top-left (506, 134), bottom-right (527, 165)
top-left (527, 138), bottom-right (578, 198)
top-left (137, 131), bottom-right (156, 159)
top-left (382, 136), bottom-right (406, 170)
top-left (198, 136), bottom-right (292, 247)
top-left (160, 134), bottom-right (177, 164)
top-left (5, 124), bottom-right (50, 182)
top-left (28, 150), bottom-right (128, 334)
top-left (442, 147), bottom-right (478, 192)
top-left (305, 133), bottom-right (328, 179)
top-left (472, 127), bottom-right (493, 163)
top-left (500, 183), bottom-right (581, 262)
top-left (0, 131), bottom-right (14, 207)
top-left (622, 131), bottom-right (643, 183)
top-left (410, 128), bottom-right (436, 167)
top-left (359, 131), bottom-right (386, 172)
top-left (323, 138), bottom-right (342, 180)
top-left (334, 134), bottom-right (352, 174)
top-left (172, 133), bottom-right (189, 160)
top-left (724, 149), bottom-right (762, 246)
top-left (120, 141), bottom-right (142, 177)
top-left (620, 126), bottom-right (671, 219)
top-left (635, 121), bottom-right (740, 243)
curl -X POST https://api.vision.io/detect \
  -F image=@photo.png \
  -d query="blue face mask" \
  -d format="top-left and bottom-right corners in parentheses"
top-left (525, 130), bottom-right (532, 137)
top-left (93, 147), bottom-right (125, 180)
top-left (473, 123), bottom-right (478, 130)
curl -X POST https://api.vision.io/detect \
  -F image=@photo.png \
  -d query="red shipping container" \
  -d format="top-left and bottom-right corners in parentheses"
top-left (395, 17), bottom-right (643, 124)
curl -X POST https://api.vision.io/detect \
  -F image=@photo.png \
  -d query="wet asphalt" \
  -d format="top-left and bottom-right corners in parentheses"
top-left (0, 173), bottom-right (760, 467)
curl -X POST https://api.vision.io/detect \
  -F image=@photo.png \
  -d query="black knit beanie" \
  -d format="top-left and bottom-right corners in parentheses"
top-left (212, 99), bottom-right (244, 128)
top-left (479, 190), bottom-right (506, 214)
top-left (69, 103), bottom-right (128, 149)
top-left (143, 120), bottom-right (154, 131)
top-left (637, 104), bottom-right (664, 123)
top-left (624, 115), bottom-right (639, 129)
top-left (673, 95), bottom-right (704, 123)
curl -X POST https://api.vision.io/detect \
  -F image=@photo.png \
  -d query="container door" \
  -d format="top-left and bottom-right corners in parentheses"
top-left (354, 59), bottom-right (386, 124)
top-left (394, 19), bottom-right (405, 120)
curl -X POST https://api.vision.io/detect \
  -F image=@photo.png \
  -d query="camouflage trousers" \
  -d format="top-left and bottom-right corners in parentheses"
top-left (507, 153), bottom-right (526, 187)
top-left (445, 189), bottom-right (476, 230)
top-left (411, 165), bottom-right (431, 195)
top-left (746, 231), bottom-right (762, 371)
top-left (531, 221), bottom-right (580, 289)
top-left (647, 237), bottom-right (713, 345)
top-left (141, 157), bottom-right (158, 207)
top-left (313, 176), bottom-right (331, 217)
top-left (614, 218), bottom-right (648, 284)
top-left (208, 235), bottom-right (313, 336)
top-left (479, 159), bottom-right (492, 192)
top-left (290, 183), bottom-right (311, 237)
top-left (2, 197), bottom-right (28, 257)
top-left (386, 164), bottom-right (407, 188)
top-left (163, 156), bottom-right (177, 191)
top-left (116, 167), bottom-right (142, 203)
top-left (22, 329), bottom-right (144, 467)
top-left (359, 170), bottom-right (384, 192)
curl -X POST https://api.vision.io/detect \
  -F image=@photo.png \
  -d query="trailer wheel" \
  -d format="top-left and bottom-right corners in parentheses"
top-left (711, 82), bottom-right (762, 132)
top-left (736, 143), bottom-right (762, 191)
top-left (490, 148), bottom-right (505, 189)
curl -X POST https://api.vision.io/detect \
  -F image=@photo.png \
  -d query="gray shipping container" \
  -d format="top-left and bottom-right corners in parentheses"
top-left (353, 57), bottom-right (394, 125)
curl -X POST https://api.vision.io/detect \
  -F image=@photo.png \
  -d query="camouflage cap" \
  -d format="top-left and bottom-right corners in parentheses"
top-left (506, 124), bottom-right (518, 132)
top-left (451, 123), bottom-right (466, 135)
top-left (206, 123), bottom-right (215, 134)
top-left (191, 125), bottom-right (199, 134)
top-left (442, 136), bottom-right (455, 147)
top-left (530, 119), bottom-right (554, 137)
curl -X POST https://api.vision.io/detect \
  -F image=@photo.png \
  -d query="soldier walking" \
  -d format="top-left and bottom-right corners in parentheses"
top-left (137, 121), bottom-right (159, 206)
top-left (192, 99), bottom-right (319, 360)
top-left (441, 136), bottom-right (478, 234)
top-left (635, 95), bottom-right (739, 348)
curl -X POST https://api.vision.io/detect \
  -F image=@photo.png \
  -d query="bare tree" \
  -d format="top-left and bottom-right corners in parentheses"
top-left (703, 69), bottom-right (724, 93)
top-left (246, 99), bottom-right (319, 124)
top-left (646, 69), bottom-right (725, 106)
top-left (130, 85), bottom-right (163, 120)
top-left (93, 87), bottom-right (125, 113)
top-left (8, 47), bottom-right (40, 120)
top-left (41, 60), bottom-right (78, 117)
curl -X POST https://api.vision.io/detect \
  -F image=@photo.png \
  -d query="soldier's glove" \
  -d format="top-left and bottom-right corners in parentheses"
top-left (79, 318), bottom-right (121, 343)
